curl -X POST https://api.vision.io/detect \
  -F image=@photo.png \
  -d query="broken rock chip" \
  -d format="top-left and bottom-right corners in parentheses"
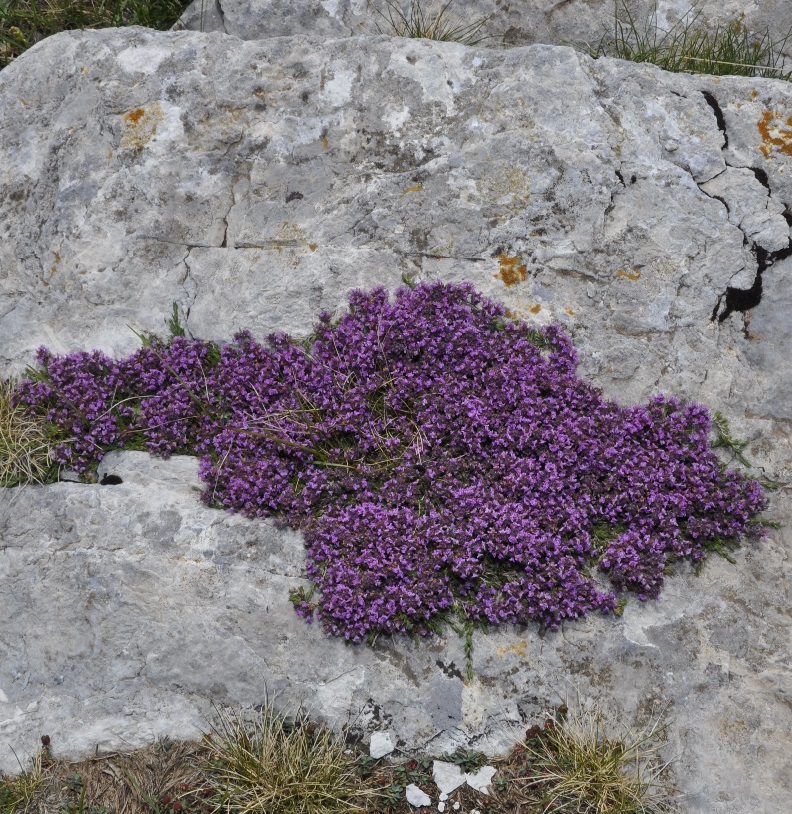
top-left (405, 784), bottom-right (432, 808)
top-left (369, 731), bottom-right (395, 759)
top-left (465, 765), bottom-right (497, 795)
top-left (432, 761), bottom-right (466, 795)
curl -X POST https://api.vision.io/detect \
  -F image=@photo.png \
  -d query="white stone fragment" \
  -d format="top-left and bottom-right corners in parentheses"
top-left (439, 792), bottom-right (448, 802)
top-left (432, 760), bottom-right (466, 794)
top-left (438, 803), bottom-right (445, 813)
top-left (465, 766), bottom-right (497, 795)
top-left (406, 784), bottom-right (432, 807)
top-left (369, 731), bottom-right (395, 759)
top-left (452, 804), bottom-right (460, 812)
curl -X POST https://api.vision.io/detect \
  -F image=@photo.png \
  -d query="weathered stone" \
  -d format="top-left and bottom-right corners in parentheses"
top-left (1, 26), bottom-right (792, 814)
top-left (432, 761), bottom-right (466, 795)
top-left (406, 783), bottom-right (432, 807)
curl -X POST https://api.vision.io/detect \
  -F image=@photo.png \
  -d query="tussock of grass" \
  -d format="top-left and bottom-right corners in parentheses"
top-left (517, 704), bottom-right (675, 814)
top-left (0, 378), bottom-right (59, 487)
top-left (0, 751), bottom-right (45, 814)
top-left (587, 0), bottom-right (792, 81)
top-left (372, 0), bottom-right (490, 46)
top-left (0, 0), bottom-right (192, 69)
top-left (201, 703), bottom-right (371, 814)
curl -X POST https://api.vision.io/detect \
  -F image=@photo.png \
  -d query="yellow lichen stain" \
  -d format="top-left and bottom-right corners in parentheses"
top-left (496, 640), bottom-right (528, 659)
top-left (81, 66), bottom-right (89, 74)
top-left (322, 137), bottom-right (328, 149)
top-left (121, 102), bottom-right (165, 150)
top-left (751, 90), bottom-right (759, 99)
top-left (261, 222), bottom-right (317, 267)
top-left (617, 268), bottom-right (641, 281)
top-left (758, 110), bottom-right (792, 159)
top-left (50, 252), bottom-right (60, 278)
top-left (529, 303), bottom-right (541, 314)
top-left (564, 307), bottom-right (575, 315)
top-left (478, 163), bottom-right (531, 220)
top-left (497, 254), bottom-right (527, 286)
top-left (403, 184), bottom-right (423, 194)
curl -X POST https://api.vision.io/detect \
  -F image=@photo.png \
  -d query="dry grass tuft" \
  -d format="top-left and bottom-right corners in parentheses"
top-left (517, 703), bottom-right (675, 814)
top-left (0, 751), bottom-right (46, 814)
top-left (587, 0), bottom-right (792, 81)
top-left (0, 378), bottom-right (59, 487)
top-left (201, 703), bottom-right (371, 814)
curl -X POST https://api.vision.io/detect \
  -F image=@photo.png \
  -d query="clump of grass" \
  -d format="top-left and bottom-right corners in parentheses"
top-left (372, 0), bottom-right (491, 46)
top-left (200, 702), bottom-right (371, 814)
top-left (0, 378), bottom-right (59, 487)
top-left (0, 751), bottom-right (46, 814)
top-left (0, 0), bottom-right (193, 70)
top-left (587, 0), bottom-right (792, 81)
top-left (518, 704), bottom-right (674, 814)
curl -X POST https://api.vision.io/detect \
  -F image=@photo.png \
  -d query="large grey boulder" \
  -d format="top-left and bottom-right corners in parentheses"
top-left (2, 27), bottom-right (792, 813)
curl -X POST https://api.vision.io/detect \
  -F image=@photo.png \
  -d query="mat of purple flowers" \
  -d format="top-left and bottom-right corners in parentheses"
top-left (15, 282), bottom-right (767, 641)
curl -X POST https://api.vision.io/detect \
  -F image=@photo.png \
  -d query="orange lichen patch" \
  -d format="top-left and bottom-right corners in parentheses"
top-left (497, 254), bottom-right (527, 286)
top-left (617, 268), bottom-right (641, 281)
top-left (758, 110), bottom-right (792, 159)
top-left (121, 102), bottom-right (164, 150)
top-left (564, 307), bottom-right (575, 316)
top-left (751, 90), bottom-right (759, 99)
top-left (403, 183), bottom-right (423, 194)
top-left (308, 243), bottom-right (318, 252)
top-left (529, 303), bottom-right (541, 314)
top-left (497, 640), bottom-right (528, 658)
top-left (124, 108), bottom-right (145, 126)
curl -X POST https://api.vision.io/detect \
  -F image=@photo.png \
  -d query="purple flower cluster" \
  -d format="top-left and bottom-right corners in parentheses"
top-left (15, 283), bottom-right (767, 640)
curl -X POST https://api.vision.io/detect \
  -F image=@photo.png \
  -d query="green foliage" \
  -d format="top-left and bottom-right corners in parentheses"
top-left (373, 0), bottom-right (491, 46)
top-left (444, 748), bottom-right (487, 773)
top-left (167, 302), bottom-right (188, 340)
top-left (587, 0), bottom-right (792, 81)
top-left (0, 0), bottom-right (193, 69)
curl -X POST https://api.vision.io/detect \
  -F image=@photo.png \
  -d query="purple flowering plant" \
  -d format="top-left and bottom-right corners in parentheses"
top-left (13, 282), bottom-right (768, 660)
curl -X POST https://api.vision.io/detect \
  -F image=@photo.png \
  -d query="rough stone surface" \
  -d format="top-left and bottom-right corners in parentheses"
top-left (173, 0), bottom-right (792, 58)
top-left (2, 26), bottom-right (792, 814)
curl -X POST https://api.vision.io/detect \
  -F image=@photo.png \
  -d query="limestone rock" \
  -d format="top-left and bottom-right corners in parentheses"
top-left (1, 26), bottom-right (792, 814)
top-left (405, 783), bottom-right (432, 807)
top-left (432, 761), bottom-right (466, 795)
top-left (370, 731), bottom-right (395, 758)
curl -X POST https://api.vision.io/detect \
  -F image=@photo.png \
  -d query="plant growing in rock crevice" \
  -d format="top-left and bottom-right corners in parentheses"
top-left (11, 282), bottom-right (768, 651)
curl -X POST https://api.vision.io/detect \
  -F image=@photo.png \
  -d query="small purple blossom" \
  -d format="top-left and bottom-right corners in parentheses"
top-left (15, 283), bottom-right (768, 640)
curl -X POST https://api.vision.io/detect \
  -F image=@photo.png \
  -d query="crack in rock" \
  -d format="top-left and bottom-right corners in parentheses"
top-left (698, 90), bottom-right (792, 323)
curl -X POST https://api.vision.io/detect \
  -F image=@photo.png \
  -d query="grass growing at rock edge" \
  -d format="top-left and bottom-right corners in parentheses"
top-left (0, 0), bottom-right (193, 69)
top-left (0, 378), bottom-right (60, 487)
top-left (0, 702), bottom-right (676, 814)
top-left (372, 0), bottom-right (491, 46)
top-left (586, 0), bottom-right (792, 81)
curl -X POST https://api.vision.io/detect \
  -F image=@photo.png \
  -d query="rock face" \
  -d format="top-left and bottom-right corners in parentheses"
top-left (173, 0), bottom-right (792, 57)
top-left (2, 26), bottom-right (792, 814)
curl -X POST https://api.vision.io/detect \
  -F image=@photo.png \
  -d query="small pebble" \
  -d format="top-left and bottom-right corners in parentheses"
top-left (452, 804), bottom-right (460, 812)
top-left (438, 804), bottom-right (445, 813)
top-left (406, 784), bottom-right (432, 808)
top-left (369, 731), bottom-right (395, 759)
top-left (439, 792), bottom-right (448, 802)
